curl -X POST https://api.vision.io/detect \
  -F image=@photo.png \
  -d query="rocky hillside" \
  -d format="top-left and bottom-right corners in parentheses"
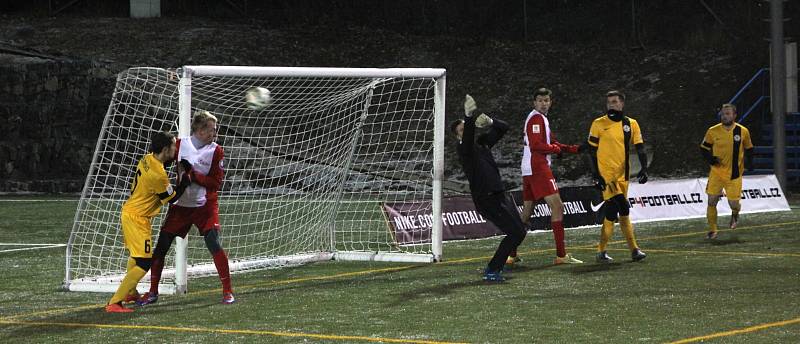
top-left (0, 15), bottom-right (767, 192)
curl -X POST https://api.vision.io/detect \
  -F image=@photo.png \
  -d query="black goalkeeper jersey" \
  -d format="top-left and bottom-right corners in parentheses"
top-left (456, 115), bottom-right (509, 197)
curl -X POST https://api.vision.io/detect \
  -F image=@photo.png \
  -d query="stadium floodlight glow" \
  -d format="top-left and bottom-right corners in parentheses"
top-left (65, 66), bottom-right (446, 294)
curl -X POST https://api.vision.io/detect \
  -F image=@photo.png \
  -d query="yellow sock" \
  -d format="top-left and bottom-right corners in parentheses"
top-left (619, 216), bottom-right (639, 251)
top-left (598, 219), bottom-right (614, 252)
top-left (125, 258), bottom-right (139, 297)
top-left (707, 206), bottom-right (718, 232)
top-left (109, 265), bottom-right (147, 305)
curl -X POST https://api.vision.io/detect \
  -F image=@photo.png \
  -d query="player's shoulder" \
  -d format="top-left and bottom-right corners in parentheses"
top-left (707, 123), bottom-right (723, 132)
top-left (591, 115), bottom-right (607, 124)
top-left (143, 154), bottom-right (167, 177)
top-left (213, 142), bottom-right (224, 155)
top-left (526, 111), bottom-right (544, 122)
top-left (735, 123), bottom-right (750, 132)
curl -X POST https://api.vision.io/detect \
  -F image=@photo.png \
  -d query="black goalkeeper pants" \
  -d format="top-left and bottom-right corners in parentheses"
top-left (473, 192), bottom-right (527, 272)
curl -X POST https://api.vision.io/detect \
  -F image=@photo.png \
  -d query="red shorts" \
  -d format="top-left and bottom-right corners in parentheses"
top-left (522, 170), bottom-right (558, 201)
top-left (161, 203), bottom-right (220, 238)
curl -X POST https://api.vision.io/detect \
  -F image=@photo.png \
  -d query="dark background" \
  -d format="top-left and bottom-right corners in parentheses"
top-left (1, 0), bottom-right (798, 193)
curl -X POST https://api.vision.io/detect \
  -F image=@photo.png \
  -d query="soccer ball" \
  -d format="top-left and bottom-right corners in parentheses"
top-left (245, 87), bottom-right (272, 110)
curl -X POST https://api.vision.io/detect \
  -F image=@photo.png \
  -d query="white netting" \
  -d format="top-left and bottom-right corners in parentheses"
top-left (65, 66), bottom-right (444, 292)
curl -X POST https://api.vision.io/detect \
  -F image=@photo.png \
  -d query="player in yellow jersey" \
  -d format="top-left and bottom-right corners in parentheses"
top-left (105, 131), bottom-right (191, 313)
top-left (587, 90), bottom-right (648, 263)
top-left (700, 104), bottom-right (753, 239)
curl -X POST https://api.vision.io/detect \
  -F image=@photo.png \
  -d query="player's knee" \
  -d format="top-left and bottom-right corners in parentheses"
top-left (612, 195), bottom-right (630, 217)
top-left (510, 226), bottom-right (527, 243)
top-left (134, 257), bottom-right (152, 271)
top-left (604, 201), bottom-right (619, 222)
top-left (203, 230), bottom-right (223, 254)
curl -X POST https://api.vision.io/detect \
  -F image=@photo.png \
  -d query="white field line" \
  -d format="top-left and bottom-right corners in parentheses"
top-left (0, 199), bottom-right (78, 202)
top-left (0, 244), bottom-right (66, 253)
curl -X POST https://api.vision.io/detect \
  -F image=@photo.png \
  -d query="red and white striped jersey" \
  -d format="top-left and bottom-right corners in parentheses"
top-left (521, 110), bottom-right (560, 176)
top-left (174, 138), bottom-right (224, 208)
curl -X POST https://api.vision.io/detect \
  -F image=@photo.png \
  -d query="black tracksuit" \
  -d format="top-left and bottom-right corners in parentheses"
top-left (456, 115), bottom-right (527, 272)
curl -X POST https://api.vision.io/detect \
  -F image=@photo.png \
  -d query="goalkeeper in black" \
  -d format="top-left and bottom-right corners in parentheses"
top-left (451, 95), bottom-right (526, 282)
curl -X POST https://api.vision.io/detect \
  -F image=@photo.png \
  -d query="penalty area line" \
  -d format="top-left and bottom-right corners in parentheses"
top-left (571, 247), bottom-right (800, 258)
top-left (666, 316), bottom-right (800, 343)
top-left (0, 319), bottom-right (467, 344)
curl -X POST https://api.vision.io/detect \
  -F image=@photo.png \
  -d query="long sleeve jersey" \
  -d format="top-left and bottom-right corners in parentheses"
top-left (456, 115), bottom-right (509, 197)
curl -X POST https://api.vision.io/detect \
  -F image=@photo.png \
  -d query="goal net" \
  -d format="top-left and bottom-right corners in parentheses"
top-left (65, 66), bottom-right (446, 294)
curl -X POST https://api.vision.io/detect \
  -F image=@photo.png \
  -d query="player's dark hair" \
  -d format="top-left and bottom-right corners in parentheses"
top-left (534, 88), bottom-right (552, 99)
top-left (606, 90), bottom-right (625, 101)
top-left (150, 131), bottom-right (175, 154)
top-left (449, 119), bottom-right (464, 135)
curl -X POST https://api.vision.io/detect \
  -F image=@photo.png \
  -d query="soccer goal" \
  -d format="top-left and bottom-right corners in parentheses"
top-left (65, 66), bottom-right (446, 294)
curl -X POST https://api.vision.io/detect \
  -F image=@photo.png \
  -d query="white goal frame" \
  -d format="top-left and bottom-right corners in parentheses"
top-left (65, 66), bottom-right (446, 294)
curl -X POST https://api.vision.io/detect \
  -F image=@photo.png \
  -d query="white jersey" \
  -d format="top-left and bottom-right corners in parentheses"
top-left (175, 138), bottom-right (219, 208)
top-left (520, 109), bottom-right (551, 176)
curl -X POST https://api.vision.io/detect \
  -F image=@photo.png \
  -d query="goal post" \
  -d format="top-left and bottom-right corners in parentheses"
top-left (64, 66), bottom-right (446, 294)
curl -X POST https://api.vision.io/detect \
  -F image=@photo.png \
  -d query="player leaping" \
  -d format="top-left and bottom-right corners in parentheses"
top-left (452, 95), bottom-right (527, 282)
top-left (138, 110), bottom-right (235, 305)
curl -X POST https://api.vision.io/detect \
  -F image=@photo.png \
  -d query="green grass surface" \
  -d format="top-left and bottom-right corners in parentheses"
top-left (1, 197), bottom-right (799, 343)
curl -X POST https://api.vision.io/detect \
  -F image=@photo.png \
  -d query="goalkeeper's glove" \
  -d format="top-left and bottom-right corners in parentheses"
top-left (475, 113), bottom-right (493, 128)
top-left (179, 159), bottom-right (193, 172)
top-left (637, 169), bottom-right (648, 184)
top-left (464, 94), bottom-right (477, 117)
top-left (179, 172), bottom-right (192, 188)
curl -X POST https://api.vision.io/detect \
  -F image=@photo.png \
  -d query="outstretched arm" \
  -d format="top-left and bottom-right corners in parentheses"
top-left (460, 95), bottom-right (478, 152)
top-left (477, 115), bottom-right (508, 148)
top-left (526, 115), bottom-right (561, 154)
top-left (552, 134), bottom-right (580, 154)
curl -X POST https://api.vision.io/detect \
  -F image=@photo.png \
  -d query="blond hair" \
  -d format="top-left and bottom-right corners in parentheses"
top-left (191, 110), bottom-right (218, 133)
top-left (721, 103), bottom-right (737, 112)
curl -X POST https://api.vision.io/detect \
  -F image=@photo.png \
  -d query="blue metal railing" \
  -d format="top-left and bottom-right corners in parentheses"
top-left (722, 67), bottom-right (770, 123)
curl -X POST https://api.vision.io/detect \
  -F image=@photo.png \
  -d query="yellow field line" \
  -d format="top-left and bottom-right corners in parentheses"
top-left (0, 319), bottom-right (466, 344)
top-left (571, 247), bottom-right (800, 258)
top-left (666, 316), bottom-right (800, 343)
